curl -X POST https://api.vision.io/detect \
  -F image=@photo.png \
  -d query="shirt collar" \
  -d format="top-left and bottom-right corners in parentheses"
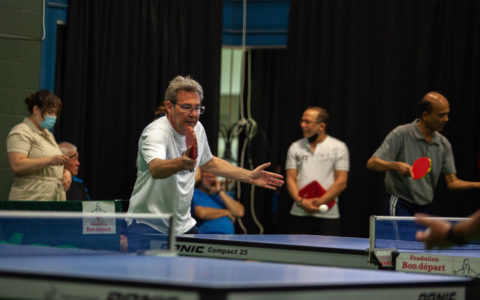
top-left (412, 118), bottom-right (441, 145)
top-left (23, 117), bottom-right (47, 136)
top-left (301, 135), bottom-right (329, 148)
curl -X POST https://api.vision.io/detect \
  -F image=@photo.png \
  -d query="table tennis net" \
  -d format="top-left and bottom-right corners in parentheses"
top-left (0, 211), bottom-right (175, 256)
top-left (370, 216), bottom-right (480, 251)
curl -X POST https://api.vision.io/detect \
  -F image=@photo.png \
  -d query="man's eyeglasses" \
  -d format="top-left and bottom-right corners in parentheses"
top-left (175, 104), bottom-right (206, 115)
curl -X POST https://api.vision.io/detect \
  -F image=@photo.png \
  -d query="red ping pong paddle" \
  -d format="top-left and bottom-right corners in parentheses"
top-left (412, 156), bottom-right (431, 180)
top-left (185, 126), bottom-right (197, 160)
top-left (298, 181), bottom-right (335, 213)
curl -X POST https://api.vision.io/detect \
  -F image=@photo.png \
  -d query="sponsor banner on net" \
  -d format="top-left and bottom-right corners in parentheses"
top-left (82, 201), bottom-right (116, 234)
top-left (396, 253), bottom-right (480, 277)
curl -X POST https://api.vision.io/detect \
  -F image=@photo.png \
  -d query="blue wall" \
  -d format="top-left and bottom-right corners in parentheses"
top-left (40, 0), bottom-right (68, 91)
top-left (223, 0), bottom-right (289, 47)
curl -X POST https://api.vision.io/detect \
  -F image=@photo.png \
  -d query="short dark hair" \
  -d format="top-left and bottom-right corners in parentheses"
top-left (419, 98), bottom-right (434, 116)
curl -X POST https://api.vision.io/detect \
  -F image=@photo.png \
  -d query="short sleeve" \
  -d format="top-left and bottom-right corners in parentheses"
top-left (372, 129), bottom-right (400, 161)
top-left (285, 144), bottom-right (297, 170)
top-left (7, 128), bottom-right (31, 154)
top-left (192, 189), bottom-right (204, 208)
top-left (334, 142), bottom-right (350, 171)
top-left (197, 124), bottom-right (213, 166)
top-left (141, 126), bottom-right (168, 164)
top-left (441, 139), bottom-right (457, 175)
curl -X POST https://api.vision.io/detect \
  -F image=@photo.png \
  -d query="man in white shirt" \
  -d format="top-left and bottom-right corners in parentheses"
top-left (286, 107), bottom-right (349, 235)
top-left (127, 75), bottom-right (284, 251)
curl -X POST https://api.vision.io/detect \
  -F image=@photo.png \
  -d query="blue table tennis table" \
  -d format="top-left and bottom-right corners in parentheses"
top-left (0, 244), bottom-right (473, 300)
top-left (176, 234), bottom-right (480, 279)
top-left (176, 234), bottom-right (376, 269)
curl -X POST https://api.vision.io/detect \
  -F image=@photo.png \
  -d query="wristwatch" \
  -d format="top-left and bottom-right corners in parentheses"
top-left (296, 198), bottom-right (303, 207)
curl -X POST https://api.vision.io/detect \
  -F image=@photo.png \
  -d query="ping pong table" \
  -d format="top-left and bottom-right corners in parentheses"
top-left (0, 243), bottom-right (473, 300)
top-left (176, 234), bottom-right (376, 269)
top-left (370, 216), bottom-right (480, 278)
top-left (0, 211), bottom-right (477, 298)
top-left (175, 217), bottom-right (480, 279)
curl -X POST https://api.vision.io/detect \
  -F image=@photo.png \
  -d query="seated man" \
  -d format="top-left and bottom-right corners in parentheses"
top-left (58, 142), bottom-right (90, 200)
top-left (192, 171), bottom-right (244, 234)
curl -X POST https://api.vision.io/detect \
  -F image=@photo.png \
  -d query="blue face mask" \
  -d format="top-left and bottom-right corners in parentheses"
top-left (39, 115), bottom-right (57, 130)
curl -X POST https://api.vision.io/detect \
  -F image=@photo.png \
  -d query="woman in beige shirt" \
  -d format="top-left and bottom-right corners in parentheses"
top-left (7, 90), bottom-right (70, 201)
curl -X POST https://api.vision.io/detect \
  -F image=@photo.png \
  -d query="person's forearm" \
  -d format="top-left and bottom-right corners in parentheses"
top-left (286, 179), bottom-right (301, 203)
top-left (446, 179), bottom-right (480, 191)
top-left (9, 156), bottom-right (54, 175)
top-left (149, 158), bottom-right (184, 179)
top-left (286, 169), bottom-right (301, 203)
top-left (317, 180), bottom-right (346, 205)
top-left (367, 157), bottom-right (397, 172)
top-left (453, 210), bottom-right (480, 243)
top-left (202, 157), bottom-right (252, 183)
top-left (218, 191), bottom-right (244, 217)
top-left (195, 207), bottom-right (231, 220)
top-left (315, 171), bottom-right (348, 205)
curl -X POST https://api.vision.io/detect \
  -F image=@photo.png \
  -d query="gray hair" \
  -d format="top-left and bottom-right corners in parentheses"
top-left (164, 75), bottom-right (204, 104)
top-left (58, 141), bottom-right (77, 156)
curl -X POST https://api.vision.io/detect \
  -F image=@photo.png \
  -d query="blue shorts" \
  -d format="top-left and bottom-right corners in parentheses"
top-left (385, 194), bottom-right (431, 216)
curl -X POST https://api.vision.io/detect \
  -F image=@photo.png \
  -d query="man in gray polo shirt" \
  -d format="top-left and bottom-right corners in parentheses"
top-left (367, 91), bottom-right (480, 216)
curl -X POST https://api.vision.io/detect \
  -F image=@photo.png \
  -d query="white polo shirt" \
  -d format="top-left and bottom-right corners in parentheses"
top-left (286, 135), bottom-right (349, 219)
top-left (127, 116), bottom-right (212, 234)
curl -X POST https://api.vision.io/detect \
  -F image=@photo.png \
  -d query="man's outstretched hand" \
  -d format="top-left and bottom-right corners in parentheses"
top-left (249, 162), bottom-right (284, 190)
top-left (415, 213), bottom-right (452, 249)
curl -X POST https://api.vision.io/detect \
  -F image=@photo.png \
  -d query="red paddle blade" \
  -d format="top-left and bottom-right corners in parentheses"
top-left (299, 181), bottom-right (335, 211)
top-left (412, 157), bottom-right (431, 180)
top-left (299, 181), bottom-right (326, 198)
top-left (185, 126), bottom-right (197, 159)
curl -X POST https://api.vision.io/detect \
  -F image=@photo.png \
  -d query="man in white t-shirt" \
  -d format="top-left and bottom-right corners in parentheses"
top-left (286, 107), bottom-right (349, 236)
top-left (127, 75), bottom-right (284, 251)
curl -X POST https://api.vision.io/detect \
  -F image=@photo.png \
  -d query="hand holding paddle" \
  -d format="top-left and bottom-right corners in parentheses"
top-left (394, 161), bottom-right (414, 177)
top-left (299, 198), bottom-right (322, 213)
top-left (184, 126), bottom-right (197, 172)
top-left (299, 181), bottom-right (334, 213)
top-left (185, 126), bottom-right (197, 160)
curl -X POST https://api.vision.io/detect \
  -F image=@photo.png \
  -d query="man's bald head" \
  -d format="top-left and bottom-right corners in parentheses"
top-left (419, 92), bottom-right (449, 116)
top-left (419, 91), bottom-right (450, 132)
